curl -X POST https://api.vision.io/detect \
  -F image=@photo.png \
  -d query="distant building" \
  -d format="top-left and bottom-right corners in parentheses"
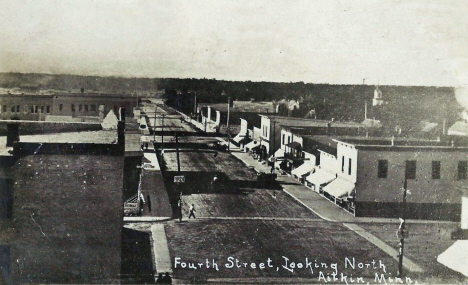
top-left (260, 115), bottom-right (364, 158)
top-left (372, 85), bottom-right (385, 106)
top-left (0, 114), bottom-right (126, 284)
top-left (0, 92), bottom-right (137, 121)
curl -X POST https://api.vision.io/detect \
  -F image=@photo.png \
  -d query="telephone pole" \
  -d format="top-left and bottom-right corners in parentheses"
top-left (398, 170), bottom-right (408, 277)
top-left (227, 95), bottom-right (231, 152)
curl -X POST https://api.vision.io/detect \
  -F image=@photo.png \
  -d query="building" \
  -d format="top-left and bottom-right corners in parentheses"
top-left (0, 91), bottom-right (138, 121)
top-left (260, 115), bottom-right (364, 158)
top-left (327, 137), bottom-right (468, 220)
top-left (0, 113), bottom-right (126, 284)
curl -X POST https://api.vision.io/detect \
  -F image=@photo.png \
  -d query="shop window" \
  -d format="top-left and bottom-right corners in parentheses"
top-left (405, 160), bottom-right (416, 180)
top-left (378, 160), bottom-right (388, 178)
top-left (458, 161), bottom-right (467, 180)
top-left (432, 161), bottom-right (441, 179)
top-left (348, 158), bottom-right (352, 175)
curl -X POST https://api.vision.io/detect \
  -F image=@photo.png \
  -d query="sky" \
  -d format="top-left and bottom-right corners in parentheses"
top-left (0, 0), bottom-right (467, 86)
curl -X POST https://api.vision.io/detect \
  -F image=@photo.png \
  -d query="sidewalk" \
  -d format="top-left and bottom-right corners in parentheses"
top-left (228, 146), bottom-right (427, 273)
top-left (230, 148), bottom-right (457, 225)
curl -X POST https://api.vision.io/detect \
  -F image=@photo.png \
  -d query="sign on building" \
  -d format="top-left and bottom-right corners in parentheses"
top-left (174, 175), bottom-right (185, 183)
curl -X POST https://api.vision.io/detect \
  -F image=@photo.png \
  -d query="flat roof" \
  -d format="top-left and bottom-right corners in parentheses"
top-left (334, 137), bottom-right (468, 150)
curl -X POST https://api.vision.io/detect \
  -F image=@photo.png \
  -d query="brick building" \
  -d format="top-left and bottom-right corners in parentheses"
top-left (329, 137), bottom-right (468, 220)
top-left (0, 92), bottom-right (137, 121)
top-left (0, 117), bottom-right (126, 283)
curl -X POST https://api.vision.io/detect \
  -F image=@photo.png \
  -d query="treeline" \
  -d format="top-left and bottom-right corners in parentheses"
top-left (0, 73), bottom-right (461, 134)
top-left (0, 72), bottom-right (161, 94)
top-left (160, 78), bottom-right (459, 130)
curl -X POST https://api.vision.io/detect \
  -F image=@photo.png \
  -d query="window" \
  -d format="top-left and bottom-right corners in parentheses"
top-left (91, 104), bottom-right (96, 112)
top-left (79, 104), bottom-right (82, 112)
top-left (378, 160), bottom-right (388, 178)
top-left (46, 106), bottom-right (50, 113)
top-left (24, 105), bottom-right (28, 113)
top-left (11, 106), bottom-right (15, 113)
top-left (458, 161), bottom-right (467, 180)
top-left (40, 106), bottom-right (44, 114)
top-left (71, 104), bottom-right (75, 112)
top-left (84, 105), bottom-right (88, 112)
top-left (59, 104), bottom-right (63, 111)
top-left (405, 160), bottom-right (416, 180)
top-left (2, 105), bottom-right (6, 112)
top-left (31, 106), bottom-right (35, 113)
top-left (342, 156), bottom-right (345, 172)
top-left (16, 105), bottom-right (20, 112)
top-left (348, 158), bottom-right (352, 175)
top-left (35, 105), bottom-right (38, 113)
top-left (432, 161), bottom-right (441, 179)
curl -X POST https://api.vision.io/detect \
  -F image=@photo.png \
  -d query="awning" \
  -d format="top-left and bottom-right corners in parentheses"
top-left (232, 134), bottom-right (243, 143)
top-left (322, 178), bottom-right (355, 199)
top-left (273, 149), bottom-right (285, 168)
top-left (305, 168), bottom-right (336, 186)
top-left (286, 141), bottom-right (302, 150)
top-left (239, 137), bottom-right (251, 144)
top-left (437, 240), bottom-right (468, 277)
top-left (245, 140), bottom-right (260, 150)
top-left (291, 163), bottom-right (315, 178)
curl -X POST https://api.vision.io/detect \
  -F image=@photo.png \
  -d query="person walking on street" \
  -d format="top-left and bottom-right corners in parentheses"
top-left (189, 204), bottom-right (196, 219)
top-left (178, 197), bottom-right (182, 222)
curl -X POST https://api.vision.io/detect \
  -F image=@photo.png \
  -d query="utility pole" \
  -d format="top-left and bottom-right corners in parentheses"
top-left (176, 132), bottom-right (181, 174)
top-left (161, 114), bottom-right (165, 154)
top-left (153, 105), bottom-right (157, 144)
top-left (398, 172), bottom-right (408, 277)
top-left (227, 95), bottom-right (231, 152)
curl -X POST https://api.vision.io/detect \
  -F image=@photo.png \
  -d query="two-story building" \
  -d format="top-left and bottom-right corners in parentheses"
top-left (325, 137), bottom-right (468, 220)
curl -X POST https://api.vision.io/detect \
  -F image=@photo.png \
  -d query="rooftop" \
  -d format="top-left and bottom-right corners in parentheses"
top-left (200, 101), bottom-right (275, 113)
top-left (335, 136), bottom-right (468, 150)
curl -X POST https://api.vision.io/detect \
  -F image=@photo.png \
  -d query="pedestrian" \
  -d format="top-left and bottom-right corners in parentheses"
top-left (189, 204), bottom-right (196, 219)
top-left (156, 273), bottom-right (164, 284)
top-left (162, 272), bottom-right (172, 284)
top-left (178, 198), bottom-right (182, 222)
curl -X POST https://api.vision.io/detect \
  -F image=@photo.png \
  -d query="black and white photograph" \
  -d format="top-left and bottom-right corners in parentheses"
top-left (1, 0), bottom-right (468, 284)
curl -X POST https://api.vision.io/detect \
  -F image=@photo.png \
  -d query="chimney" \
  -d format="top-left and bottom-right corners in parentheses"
top-left (117, 121), bottom-right (125, 153)
top-left (119, 107), bottom-right (126, 123)
top-left (99, 105), bottom-right (105, 122)
top-left (6, 123), bottom-right (20, 147)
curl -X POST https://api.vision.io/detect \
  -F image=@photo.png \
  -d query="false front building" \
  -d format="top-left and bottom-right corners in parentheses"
top-left (332, 137), bottom-right (468, 220)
